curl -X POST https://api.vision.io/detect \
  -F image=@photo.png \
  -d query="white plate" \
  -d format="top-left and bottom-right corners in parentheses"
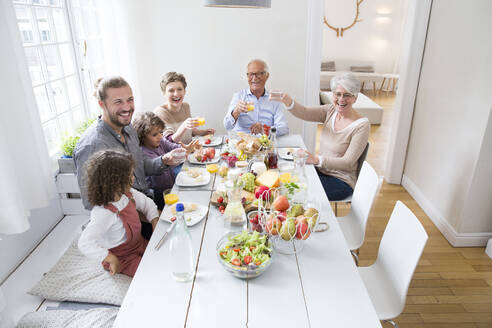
top-left (187, 152), bottom-right (220, 164)
top-left (198, 136), bottom-right (222, 147)
top-left (160, 202), bottom-right (208, 226)
top-left (278, 148), bottom-right (300, 161)
top-left (175, 168), bottom-right (211, 186)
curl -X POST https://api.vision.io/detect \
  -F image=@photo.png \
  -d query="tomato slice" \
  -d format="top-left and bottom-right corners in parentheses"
top-left (243, 255), bottom-right (253, 265)
top-left (231, 258), bottom-right (241, 266)
top-left (255, 260), bottom-right (262, 266)
top-left (233, 248), bottom-right (240, 252)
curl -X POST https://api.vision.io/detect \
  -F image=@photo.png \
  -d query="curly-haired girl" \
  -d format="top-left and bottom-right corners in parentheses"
top-left (133, 112), bottom-right (199, 209)
top-left (78, 149), bottom-right (159, 277)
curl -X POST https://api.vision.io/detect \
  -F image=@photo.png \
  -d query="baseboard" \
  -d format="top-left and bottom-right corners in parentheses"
top-left (402, 175), bottom-right (492, 247)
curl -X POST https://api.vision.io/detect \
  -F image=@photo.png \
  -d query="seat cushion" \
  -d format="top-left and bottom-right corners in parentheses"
top-left (28, 239), bottom-right (131, 306)
top-left (17, 308), bottom-right (118, 328)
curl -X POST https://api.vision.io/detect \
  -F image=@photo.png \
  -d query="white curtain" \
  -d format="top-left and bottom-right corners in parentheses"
top-left (0, 0), bottom-right (57, 235)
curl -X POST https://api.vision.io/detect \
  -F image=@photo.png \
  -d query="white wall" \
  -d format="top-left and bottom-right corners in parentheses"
top-left (402, 0), bottom-right (492, 245)
top-left (116, 0), bottom-right (318, 137)
top-left (322, 0), bottom-right (407, 73)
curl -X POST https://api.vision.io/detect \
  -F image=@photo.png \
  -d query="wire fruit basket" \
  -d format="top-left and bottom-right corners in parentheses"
top-left (249, 187), bottom-right (322, 255)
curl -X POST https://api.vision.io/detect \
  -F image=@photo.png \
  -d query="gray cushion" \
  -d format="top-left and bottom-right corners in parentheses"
top-left (17, 308), bottom-right (118, 328)
top-left (29, 240), bottom-right (131, 306)
top-left (321, 61), bottom-right (335, 71)
top-left (350, 65), bottom-right (374, 73)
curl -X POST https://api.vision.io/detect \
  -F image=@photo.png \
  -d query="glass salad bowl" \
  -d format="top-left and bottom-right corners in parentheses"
top-left (216, 230), bottom-right (275, 279)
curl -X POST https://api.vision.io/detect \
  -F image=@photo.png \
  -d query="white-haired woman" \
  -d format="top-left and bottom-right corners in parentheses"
top-left (271, 73), bottom-right (370, 200)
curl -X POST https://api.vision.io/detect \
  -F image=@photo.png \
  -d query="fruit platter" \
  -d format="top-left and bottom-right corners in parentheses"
top-left (216, 230), bottom-right (274, 279)
top-left (188, 147), bottom-right (219, 164)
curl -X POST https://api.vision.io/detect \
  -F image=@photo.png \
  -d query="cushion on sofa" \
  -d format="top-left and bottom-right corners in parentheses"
top-left (17, 308), bottom-right (118, 328)
top-left (350, 65), bottom-right (374, 73)
top-left (28, 239), bottom-right (131, 306)
top-left (321, 61), bottom-right (335, 71)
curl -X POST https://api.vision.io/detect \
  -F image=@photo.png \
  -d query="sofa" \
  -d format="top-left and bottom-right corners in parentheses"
top-left (320, 60), bottom-right (387, 94)
top-left (320, 91), bottom-right (383, 125)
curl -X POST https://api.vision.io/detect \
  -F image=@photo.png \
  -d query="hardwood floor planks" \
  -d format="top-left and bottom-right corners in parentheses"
top-left (316, 92), bottom-right (492, 327)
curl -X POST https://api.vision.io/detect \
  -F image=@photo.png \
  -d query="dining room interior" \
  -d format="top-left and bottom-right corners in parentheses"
top-left (1, 0), bottom-right (492, 327)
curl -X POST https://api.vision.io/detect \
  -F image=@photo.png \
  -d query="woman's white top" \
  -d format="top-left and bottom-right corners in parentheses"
top-left (78, 188), bottom-right (159, 262)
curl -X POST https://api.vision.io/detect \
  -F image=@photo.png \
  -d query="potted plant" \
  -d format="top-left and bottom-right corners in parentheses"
top-left (57, 117), bottom-right (96, 173)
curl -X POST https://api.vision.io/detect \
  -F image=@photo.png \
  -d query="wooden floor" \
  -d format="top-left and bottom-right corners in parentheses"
top-left (316, 91), bottom-right (492, 328)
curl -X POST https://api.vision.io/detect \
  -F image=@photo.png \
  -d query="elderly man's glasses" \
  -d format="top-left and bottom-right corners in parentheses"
top-left (247, 71), bottom-right (267, 78)
top-left (333, 92), bottom-right (355, 99)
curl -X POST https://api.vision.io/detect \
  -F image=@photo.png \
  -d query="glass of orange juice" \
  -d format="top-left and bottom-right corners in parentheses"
top-left (164, 193), bottom-right (179, 205)
top-left (206, 163), bottom-right (218, 174)
top-left (246, 102), bottom-right (255, 112)
top-left (196, 117), bottom-right (206, 126)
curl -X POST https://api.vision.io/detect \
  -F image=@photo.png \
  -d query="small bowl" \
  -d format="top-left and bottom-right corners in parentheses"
top-left (216, 231), bottom-right (274, 279)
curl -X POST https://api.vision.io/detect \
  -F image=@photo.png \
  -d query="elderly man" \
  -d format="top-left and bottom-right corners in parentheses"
top-left (74, 76), bottom-right (185, 211)
top-left (223, 59), bottom-right (289, 136)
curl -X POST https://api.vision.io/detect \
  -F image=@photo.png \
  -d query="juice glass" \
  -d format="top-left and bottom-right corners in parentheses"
top-left (270, 89), bottom-right (283, 101)
top-left (246, 102), bottom-right (255, 112)
top-left (206, 163), bottom-right (219, 174)
top-left (164, 193), bottom-right (179, 205)
top-left (197, 117), bottom-right (206, 126)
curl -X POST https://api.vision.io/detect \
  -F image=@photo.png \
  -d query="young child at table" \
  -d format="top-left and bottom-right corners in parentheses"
top-left (78, 149), bottom-right (160, 277)
top-left (133, 112), bottom-right (199, 210)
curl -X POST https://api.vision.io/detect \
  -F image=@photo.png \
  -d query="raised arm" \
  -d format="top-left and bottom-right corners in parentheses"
top-left (275, 93), bottom-right (329, 124)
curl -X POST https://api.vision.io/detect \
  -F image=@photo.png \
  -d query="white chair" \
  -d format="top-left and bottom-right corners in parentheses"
top-left (333, 142), bottom-right (370, 216)
top-left (337, 161), bottom-right (380, 265)
top-left (358, 201), bottom-right (428, 328)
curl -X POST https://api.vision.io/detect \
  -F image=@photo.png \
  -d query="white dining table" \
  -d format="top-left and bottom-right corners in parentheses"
top-left (113, 135), bottom-right (382, 328)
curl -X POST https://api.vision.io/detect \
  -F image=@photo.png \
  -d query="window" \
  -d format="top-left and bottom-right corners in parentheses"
top-left (12, 0), bottom-right (105, 159)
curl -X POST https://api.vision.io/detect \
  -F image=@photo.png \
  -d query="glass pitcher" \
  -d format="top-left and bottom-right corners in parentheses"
top-left (223, 178), bottom-right (247, 231)
top-left (291, 149), bottom-right (309, 205)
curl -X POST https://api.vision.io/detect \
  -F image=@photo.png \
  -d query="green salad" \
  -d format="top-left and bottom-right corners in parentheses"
top-left (218, 230), bottom-right (272, 267)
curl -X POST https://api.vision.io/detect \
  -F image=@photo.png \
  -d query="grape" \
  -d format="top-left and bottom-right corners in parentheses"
top-left (240, 172), bottom-right (256, 192)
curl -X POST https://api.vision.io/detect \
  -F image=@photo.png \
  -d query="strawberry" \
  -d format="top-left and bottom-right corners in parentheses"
top-left (217, 196), bottom-right (224, 204)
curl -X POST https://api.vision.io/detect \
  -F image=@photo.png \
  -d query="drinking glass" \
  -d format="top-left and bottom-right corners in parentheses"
top-left (270, 89), bottom-right (283, 101)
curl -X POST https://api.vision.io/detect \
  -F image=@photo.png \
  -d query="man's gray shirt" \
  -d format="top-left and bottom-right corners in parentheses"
top-left (73, 118), bottom-right (166, 210)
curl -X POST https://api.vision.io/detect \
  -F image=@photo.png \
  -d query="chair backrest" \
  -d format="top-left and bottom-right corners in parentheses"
top-left (376, 201), bottom-right (428, 314)
top-left (356, 142), bottom-right (369, 178)
top-left (350, 161), bottom-right (380, 249)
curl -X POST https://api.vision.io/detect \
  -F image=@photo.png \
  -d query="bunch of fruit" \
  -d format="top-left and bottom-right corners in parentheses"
top-left (251, 194), bottom-right (319, 241)
top-left (221, 151), bottom-right (238, 167)
top-left (194, 148), bottom-right (216, 162)
top-left (258, 134), bottom-right (270, 148)
top-left (239, 172), bottom-right (256, 192)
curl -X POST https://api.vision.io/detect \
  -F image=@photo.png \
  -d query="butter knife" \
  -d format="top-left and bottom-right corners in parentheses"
top-left (155, 218), bottom-right (177, 250)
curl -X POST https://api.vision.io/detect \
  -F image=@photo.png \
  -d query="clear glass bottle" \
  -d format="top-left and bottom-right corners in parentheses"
top-left (264, 126), bottom-right (278, 169)
top-left (169, 203), bottom-right (195, 282)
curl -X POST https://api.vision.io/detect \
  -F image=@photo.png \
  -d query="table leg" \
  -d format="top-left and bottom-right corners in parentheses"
top-left (372, 81), bottom-right (377, 95)
top-left (379, 77), bottom-right (386, 92)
